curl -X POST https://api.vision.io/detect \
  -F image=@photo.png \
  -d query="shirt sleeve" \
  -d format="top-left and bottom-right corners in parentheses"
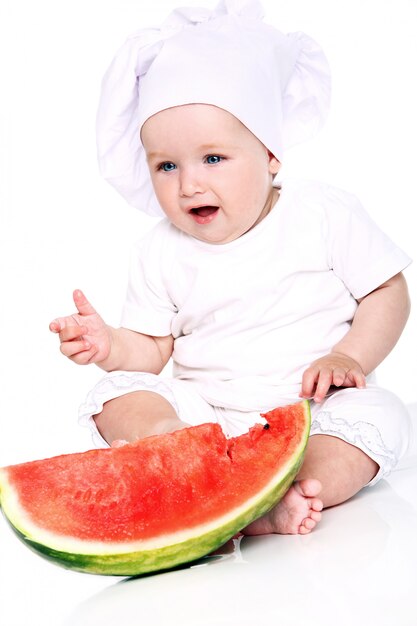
top-left (120, 221), bottom-right (177, 336)
top-left (323, 185), bottom-right (412, 299)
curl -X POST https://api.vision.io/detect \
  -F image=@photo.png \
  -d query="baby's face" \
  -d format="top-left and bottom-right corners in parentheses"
top-left (141, 104), bottom-right (280, 244)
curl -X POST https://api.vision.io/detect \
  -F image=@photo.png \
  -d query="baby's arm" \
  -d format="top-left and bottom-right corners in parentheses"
top-left (49, 290), bottom-right (173, 373)
top-left (300, 272), bottom-right (411, 403)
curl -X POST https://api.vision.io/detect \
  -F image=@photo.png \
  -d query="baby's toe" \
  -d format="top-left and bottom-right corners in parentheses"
top-left (311, 497), bottom-right (323, 512)
top-left (302, 517), bottom-right (316, 530)
top-left (310, 510), bottom-right (322, 523)
top-left (299, 521), bottom-right (314, 534)
top-left (295, 478), bottom-right (322, 498)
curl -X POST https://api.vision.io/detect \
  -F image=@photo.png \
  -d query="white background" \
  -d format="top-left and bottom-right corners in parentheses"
top-left (0, 3), bottom-right (416, 626)
top-left (0, 0), bottom-right (416, 466)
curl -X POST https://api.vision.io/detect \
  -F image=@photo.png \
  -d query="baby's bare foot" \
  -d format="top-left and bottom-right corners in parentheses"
top-left (242, 479), bottom-right (323, 535)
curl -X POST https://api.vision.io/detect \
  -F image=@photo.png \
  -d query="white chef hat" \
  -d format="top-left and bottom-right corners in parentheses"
top-left (96, 0), bottom-right (331, 216)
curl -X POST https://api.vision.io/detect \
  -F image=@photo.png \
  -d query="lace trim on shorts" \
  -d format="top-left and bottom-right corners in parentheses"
top-left (78, 371), bottom-right (180, 447)
top-left (311, 410), bottom-right (397, 482)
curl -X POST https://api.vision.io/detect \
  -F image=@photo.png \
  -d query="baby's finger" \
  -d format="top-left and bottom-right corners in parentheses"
top-left (49, 319), bottom-right (63, 333)
top-left (73, 289), bottom-right (97, 317)
top-left (50, 316), bottom-right (80, 333)
top-left (350, 369), bottom-right (366, 389)
top-left (332, 367), bottom-right (348, 387)
top-left (60, 339), bottom-right (92, 358)
top-left (70, 345), bottom-right (100, 365)
top-left (300, 366), bottom-right (319, 398)
top-left (313, 369), bottom-right (333, 402)
top-left (58, 325), bottom-right (89, 343)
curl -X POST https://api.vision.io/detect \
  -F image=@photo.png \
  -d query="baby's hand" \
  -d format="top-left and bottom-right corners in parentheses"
top-left (49, 290), bottom-right (112, 365)
top-left (300, 352), bottom-right (366, 403)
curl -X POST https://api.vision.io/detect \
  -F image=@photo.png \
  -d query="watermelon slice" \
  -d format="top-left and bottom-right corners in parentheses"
top-left (0, 401), bottom-right (310, 576)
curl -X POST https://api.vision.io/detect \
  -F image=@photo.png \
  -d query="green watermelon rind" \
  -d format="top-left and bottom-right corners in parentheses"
top-left (9, 464), bottom-right (299, 576)
top-left (0, 402), bottom-right (310, 576)
top-left (4, 459), bottom-right (301, 576)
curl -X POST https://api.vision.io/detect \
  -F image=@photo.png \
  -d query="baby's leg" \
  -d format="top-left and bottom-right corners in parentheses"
top-left (297, 434), bottom-right (379, 506)
top-left (93, 391), bottom-right (189, 445)
top-left (244, 385), bottom-right (410, 535)
top-left (243, 434), bottom-right (378, 536)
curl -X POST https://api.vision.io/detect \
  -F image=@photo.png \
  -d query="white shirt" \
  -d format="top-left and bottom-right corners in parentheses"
top-left (121, 180), bottom-right (411, 410)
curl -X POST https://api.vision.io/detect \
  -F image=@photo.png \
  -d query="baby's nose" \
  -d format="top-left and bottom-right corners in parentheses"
top-left (179, 167), bottom-right (204, 197)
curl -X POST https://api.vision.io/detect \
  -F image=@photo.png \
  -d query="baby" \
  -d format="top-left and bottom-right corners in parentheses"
top-left (50, 2), bottom-right (412, 535)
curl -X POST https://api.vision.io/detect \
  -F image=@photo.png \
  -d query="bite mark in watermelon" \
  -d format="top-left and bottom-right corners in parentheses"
top-left (0, 401), bottom-right (310, 576)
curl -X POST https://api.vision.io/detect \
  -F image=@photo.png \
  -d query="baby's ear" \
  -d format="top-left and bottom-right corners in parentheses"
top-left (268, 151), bottom-right (281, 175)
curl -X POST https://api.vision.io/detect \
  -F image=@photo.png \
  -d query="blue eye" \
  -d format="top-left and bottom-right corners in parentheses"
top-left (206, 155), bottom-right (222, 165)
top-left (159, 162), bottom-right (176, 172)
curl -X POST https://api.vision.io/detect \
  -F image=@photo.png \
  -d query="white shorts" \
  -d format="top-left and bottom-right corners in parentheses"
top-left (78, 371), bottom-right (412, 487)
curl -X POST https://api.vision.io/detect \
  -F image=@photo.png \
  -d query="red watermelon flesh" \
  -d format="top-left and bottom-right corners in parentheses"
top-left (0, 401), bottom-right (310, 575)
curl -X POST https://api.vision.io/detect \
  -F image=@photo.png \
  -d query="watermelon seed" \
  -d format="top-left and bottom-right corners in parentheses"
top-left (263, 424), bottom-right (270, 430)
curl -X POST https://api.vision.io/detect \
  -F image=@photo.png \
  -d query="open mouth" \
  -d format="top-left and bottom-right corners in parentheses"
top-left (189, 206), bottom-right (219, 217)
top-left (189, 205), bottom-right (219, 224)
